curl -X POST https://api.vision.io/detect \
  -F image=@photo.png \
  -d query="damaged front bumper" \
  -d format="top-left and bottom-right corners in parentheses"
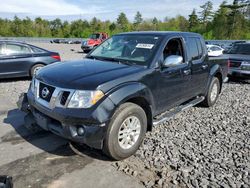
top-left (17, 91), bottom-right (116, 149)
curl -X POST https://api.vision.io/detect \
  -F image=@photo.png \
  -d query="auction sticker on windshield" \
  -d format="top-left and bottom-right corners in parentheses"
top-left (136, 43), bottom-right (154, 49)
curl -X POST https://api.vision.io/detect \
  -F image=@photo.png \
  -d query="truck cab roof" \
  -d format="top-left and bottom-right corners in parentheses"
top-left (117, 31), bottom-right (202, 37)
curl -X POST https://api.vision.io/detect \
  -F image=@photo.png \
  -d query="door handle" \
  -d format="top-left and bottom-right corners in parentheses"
top-left (183, 69), bottom-right (191, 75)
top-left (201, 64), bottom-right (208, 70)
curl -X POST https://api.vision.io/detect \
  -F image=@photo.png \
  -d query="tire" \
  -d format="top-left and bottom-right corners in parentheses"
top-left (202, 77), bottom-right (220, 107)
top-left (30, 64), bottom-right (44, 77)
top-left (103, 102), bottom-right (147, 160)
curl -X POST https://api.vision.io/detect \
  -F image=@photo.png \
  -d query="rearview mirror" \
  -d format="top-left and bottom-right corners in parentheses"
top-left (163, 55), bottom-right (183, 67)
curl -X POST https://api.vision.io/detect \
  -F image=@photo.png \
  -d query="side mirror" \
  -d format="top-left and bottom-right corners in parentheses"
top-left (163, 55), bottom-right (183, 67)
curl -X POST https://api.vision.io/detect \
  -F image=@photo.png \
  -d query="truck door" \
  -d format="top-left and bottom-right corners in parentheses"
top-left (187, 37), bottom-right (209, 96)
top-left (155, 37), bottom-right (192, 113)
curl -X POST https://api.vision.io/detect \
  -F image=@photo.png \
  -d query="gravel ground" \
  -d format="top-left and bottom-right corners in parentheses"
top-left (30, 42), bottom-right (85, 61)
top-left (0, 43), bottom-right (249, 187)
top-left (114, 80), bottom-right (250, 188)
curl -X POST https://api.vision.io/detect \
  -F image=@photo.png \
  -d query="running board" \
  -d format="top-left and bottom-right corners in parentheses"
top-left (153, 96), bottom-right (205, 126)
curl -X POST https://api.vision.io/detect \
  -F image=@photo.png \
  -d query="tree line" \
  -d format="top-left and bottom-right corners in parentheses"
top-left (0, 0), bottom-right (249, 40)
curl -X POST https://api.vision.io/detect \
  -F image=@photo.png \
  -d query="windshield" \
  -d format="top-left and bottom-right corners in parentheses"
top-left (228, 44), bottom-right (250, 55)
top-left (89, 34), bottom-right (100, 39)
top-left (88, 34), bottom-right (162, 66)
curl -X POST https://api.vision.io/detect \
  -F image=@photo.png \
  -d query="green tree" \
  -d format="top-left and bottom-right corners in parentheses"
top-left (212, 1), bottom-right (230, 39)
top-left (133, 11), bottom-right (143, 29)
top-left (188, 9), bottom-right (199, 31)
top-left (199, 1), bottom-right (214, 24)
top-left (117, 12), bottom-right (129, 31)
top-left (50, 18), bottom-right (63, 37)
top-left (225, 0), bottom-right (249, 39)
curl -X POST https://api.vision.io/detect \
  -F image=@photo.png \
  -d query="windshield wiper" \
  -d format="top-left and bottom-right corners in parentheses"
top-left (87, 55), bottom-right (120, 63)
top-left (116, 59), bottom-right (135, 66)
top-left (87, 55), bottom-right (136, 65)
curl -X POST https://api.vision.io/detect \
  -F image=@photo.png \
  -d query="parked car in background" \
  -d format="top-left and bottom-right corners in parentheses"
top-left (227, 42), bottom-right (250, 79)
top-left (0, 40), bottom-right (61, 79)
top-left (207, 45), bottom-right (224, 57)
top-left (50, 39), bottom-right (65, 44)
top-left (81, 32), bottom-right (109, 53)
top-left (19, 31), bottom-right (228, 160)
top-left (51, 39), bottom-right (82, 44)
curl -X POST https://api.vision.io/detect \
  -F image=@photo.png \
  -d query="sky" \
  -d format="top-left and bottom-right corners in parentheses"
top-left (0, 0), bottom-right (234, 21)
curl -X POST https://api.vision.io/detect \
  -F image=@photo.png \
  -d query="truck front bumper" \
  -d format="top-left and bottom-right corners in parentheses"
top-left (18, 91), bottom-right (116, 149)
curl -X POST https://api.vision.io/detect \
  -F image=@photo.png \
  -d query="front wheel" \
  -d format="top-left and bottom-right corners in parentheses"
top-left (202, 77), bottom-right (220, 107)
top-left (103, 102), bottom-right (147, 160)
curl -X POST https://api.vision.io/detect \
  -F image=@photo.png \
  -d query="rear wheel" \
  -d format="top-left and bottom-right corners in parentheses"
top-left (202, 77), bottom-right (220, 107)
top-left (103, 102), bottom-right (147, 160)
top-left (30, 64), bottom-right (44, 77)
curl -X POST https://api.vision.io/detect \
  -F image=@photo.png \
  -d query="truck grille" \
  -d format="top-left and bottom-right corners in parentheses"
top-left (60, 91), bottom-right (71, 105)
top-left (39, 82), bottom-right (55, 102)
top-left (35, 79), bottom-right (74, 109)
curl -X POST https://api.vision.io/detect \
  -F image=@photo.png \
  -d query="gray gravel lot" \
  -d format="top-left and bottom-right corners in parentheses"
top-left (0, 43), bottom-right (249, 187)
top-left (115, 80), bottom-right (250, 187)
top-left (31, 42), bottom-right (85, 61)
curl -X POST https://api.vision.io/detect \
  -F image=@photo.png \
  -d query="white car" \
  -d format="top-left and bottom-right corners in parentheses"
top-left (207, 45), bottom-right (224, 57)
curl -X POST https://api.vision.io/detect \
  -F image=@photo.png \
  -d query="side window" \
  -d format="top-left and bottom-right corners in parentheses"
top-left (0, 44), bottom-right (3, 55)
top-left (163, 38), bottom-right (185, 63)
top-left (188, 38), bottom-right (199, 60)
top-left (214, 47), bottom-right (222, 51)
top-left (211, 46), bottom-right (217, 51)
top-left (5, 44), bottom-right (31, 55)
top-left (195, 39), bottom-right (203, 58)
top-left (31, 46), bottom-right (45, 53)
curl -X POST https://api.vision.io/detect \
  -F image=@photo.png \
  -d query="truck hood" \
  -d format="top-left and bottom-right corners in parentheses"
top-left (36, 59), bottom-right (145, 91)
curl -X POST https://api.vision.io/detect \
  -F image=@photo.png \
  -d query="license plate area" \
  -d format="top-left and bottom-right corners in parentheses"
top-left (33, 111), bottom-right (50, 130)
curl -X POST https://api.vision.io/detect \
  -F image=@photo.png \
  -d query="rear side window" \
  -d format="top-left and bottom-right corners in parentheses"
top-left (31, 46), bottom-right (46, 53)
top-left (5, 44), bottom-right (31, 55)
top-left (228, 44), bottom-right (250, 55)
top-left (188, 37), bottom-right (203, 60)
top-left (188, 38), bottom-right (199, 60)
top-left (211, 46), bottom-right (221, 51)
top-left (196, 39), bottom-right (203, 58)
top-left (0, 43), bottom-right (3, 55)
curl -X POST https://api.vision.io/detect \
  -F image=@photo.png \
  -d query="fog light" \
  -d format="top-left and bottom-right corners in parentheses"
top-left (77, 126), bottom-right (85, 136)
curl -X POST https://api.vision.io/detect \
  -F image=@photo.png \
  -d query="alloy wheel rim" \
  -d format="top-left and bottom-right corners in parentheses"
top-left (34, 66), bottom-right (42, 75)
top-left (210, 83), bottom-right (218, 102)
top-left (118, 116), bottom-right (141, 150)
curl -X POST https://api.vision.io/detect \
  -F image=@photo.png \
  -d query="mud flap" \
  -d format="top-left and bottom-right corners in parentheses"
top-left (16, 93), bottom-right (29, 113)
top-left (0, 176), bottom-right (13, 188)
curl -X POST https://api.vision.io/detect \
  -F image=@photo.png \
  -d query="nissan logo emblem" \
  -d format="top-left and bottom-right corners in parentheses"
top-left (42, 87), bottom-right (50, 98)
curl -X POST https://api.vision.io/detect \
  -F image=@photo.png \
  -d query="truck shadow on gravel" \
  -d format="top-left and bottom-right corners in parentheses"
top-left (0, 77), bottom-right (30, 83)
top-left (228, 77), bottom-right (250, 84)
top-left (0, 144), bottom-right (94, 188)
top-left (3, 108), bottom-right (110, 161)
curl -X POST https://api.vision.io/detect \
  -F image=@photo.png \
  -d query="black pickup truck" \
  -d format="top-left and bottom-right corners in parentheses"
top-left (18, 32), bottom-right (228, 160)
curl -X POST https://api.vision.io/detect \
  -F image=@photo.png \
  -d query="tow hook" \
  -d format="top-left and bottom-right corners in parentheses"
top-left (17, 93), bottom-right (30, 113)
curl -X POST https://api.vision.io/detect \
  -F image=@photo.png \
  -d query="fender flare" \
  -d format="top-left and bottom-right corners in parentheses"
top-left (107, 82), bottom-right (156, 113)
top-left (205, 64), bottom-right (223, 94)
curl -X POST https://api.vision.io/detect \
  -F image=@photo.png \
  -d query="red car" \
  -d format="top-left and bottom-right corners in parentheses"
top-left (81, 32), bottom-right (109, 53)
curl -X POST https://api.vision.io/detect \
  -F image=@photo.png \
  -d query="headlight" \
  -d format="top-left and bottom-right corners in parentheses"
top-left (67, 90), bottom-right (104, 108)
